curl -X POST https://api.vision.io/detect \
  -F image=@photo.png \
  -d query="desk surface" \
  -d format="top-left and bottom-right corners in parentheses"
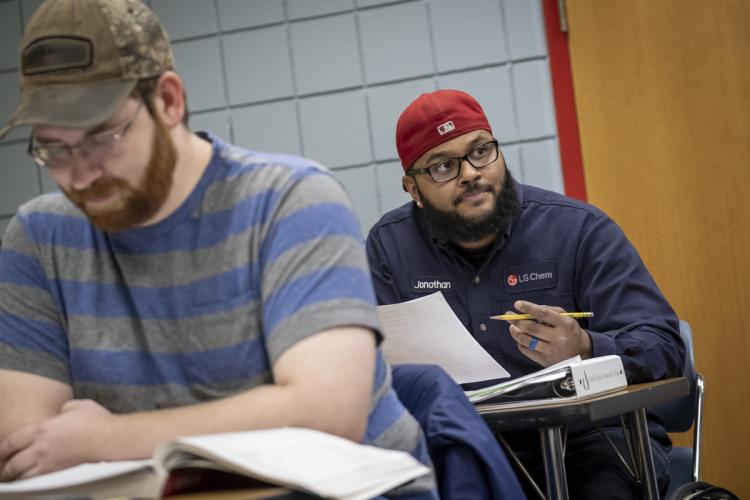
top-left (476, 377), bottom-right (688, 431)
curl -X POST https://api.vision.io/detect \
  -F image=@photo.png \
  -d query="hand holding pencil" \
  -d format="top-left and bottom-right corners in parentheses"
top-left (498, 300), bottom-right (594, 367)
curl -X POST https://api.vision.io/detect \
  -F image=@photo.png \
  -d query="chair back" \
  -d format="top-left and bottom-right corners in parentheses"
top-left (391, 364), bottom-right (526, 500)
top-left (651, 320), bottom-right (705, 491)
top-left (653, 320), bottom-right (698, 432)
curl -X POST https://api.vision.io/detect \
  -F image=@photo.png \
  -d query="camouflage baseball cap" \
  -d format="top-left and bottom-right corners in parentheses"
top-left (0, 0), bottom-right (174, 140)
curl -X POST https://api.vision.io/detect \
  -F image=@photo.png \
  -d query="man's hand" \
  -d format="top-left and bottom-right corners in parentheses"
top-left (0, 399), bottom-right (115, 481)
top-left (505, 300), bottom-right (593, 367)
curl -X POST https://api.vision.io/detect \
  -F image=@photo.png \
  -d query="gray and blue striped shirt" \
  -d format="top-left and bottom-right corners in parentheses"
top-left (0, 132), bottom-right (436, 498)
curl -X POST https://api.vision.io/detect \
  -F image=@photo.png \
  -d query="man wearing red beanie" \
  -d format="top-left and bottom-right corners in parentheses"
top-left (366, 89), bottom-right (684, 499)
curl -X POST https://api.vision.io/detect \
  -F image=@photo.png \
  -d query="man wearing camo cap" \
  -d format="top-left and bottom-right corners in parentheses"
top-left (0, 1), bottom-right (436, 496)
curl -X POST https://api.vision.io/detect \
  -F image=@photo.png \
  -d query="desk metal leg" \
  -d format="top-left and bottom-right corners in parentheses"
top-left (625, 408), bottom-right (659, 500)
top-left (539, 426), bottom-right (569, 500)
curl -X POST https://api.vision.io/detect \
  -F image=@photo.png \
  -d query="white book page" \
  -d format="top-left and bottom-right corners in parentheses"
top-left (377, 292), bottom-right (510, 384)
top-left (0, 460), bottom-right (153, 493)
top-left (157, 428), bottom-right (429, 499)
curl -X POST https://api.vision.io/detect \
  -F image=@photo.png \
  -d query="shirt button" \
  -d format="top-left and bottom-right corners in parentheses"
top-left (473, 276), bottom-right (481, 284)
top-left (479, 323), bottom-right (487, 332)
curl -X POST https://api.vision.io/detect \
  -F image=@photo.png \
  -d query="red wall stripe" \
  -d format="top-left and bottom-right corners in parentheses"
top-left (542, 0), bottom-right (587, 201)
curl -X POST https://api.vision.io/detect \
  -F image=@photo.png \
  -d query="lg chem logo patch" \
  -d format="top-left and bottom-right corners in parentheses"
top-left (503, 261), bottom-right (557, 294)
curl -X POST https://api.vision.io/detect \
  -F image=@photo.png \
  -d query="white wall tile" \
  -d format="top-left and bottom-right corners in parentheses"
top-left (359, 2), bottom-right (433, 84)
top-left (150, 0), bottom-right (218, 40)
top-left (20, 0), bottom-right (44, 27)
top-left (0, 71), bottom-right (28, 142)
top-left (232, 100), bottom-right (302, 156)
top-left (439, 66), bottom-right (519, 142)
top-left (287, 0), bottom-right (354, 19)
top-left (375, 160), bottom-right (411, 214)
top-left (367, 78), bottom-right (437, 161)
top-left (333, 165), bottom-right (380, 234)
top-left (39, 166), bottom-right (57, 194)
top-left (223, 26), bottom-right (294, 104)
top-left (504, 0), bottom-right (547, 59)
top-left (172, 38), bottom-right (227, 111)
top-left (299, 91), bottom-right (371, 168)
top-left (0, 142), bottom-right (41, 214)
top-left (191, 109), bottom-right (232, 142)
top-left (217, 0), bottom-right (284, 31)
top-left (357, 0), bottom-right (400, 7)
top-left (500, 143), bottom-right (522, 182)
top-left (520, 139), bottom-right (564, 193)
top-left (429, 0), bottom-right (508, 71)
top-left (0, 216), bottom-right (11, 240)
top-left (290, 14), bottom-right (362, 94)
top-left (0, 1), bottom-right (21, 70)
top-left (513, 60), bottom-right (557, 139)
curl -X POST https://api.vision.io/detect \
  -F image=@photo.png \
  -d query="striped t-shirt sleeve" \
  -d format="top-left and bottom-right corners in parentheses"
top-left (0, 213), bottom-right (71, 384)
top-left (258, 170), bottom-right (381, 364)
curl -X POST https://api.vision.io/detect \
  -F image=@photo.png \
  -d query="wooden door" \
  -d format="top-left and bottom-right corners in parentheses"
top-left (564, 0), bottom-right (750, 495)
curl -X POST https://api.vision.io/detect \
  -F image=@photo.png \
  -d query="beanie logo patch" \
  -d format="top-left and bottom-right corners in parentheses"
top-left (436, 120), bottom-right (455, 135)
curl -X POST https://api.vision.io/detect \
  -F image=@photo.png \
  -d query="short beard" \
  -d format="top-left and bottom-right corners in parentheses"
top-left (419, 170), bottom-right (520, 246)
top-left (65, 115), bottom-right (177, 233)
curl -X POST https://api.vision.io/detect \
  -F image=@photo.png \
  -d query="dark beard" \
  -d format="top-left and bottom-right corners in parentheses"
top-left (419, 170), bottom-right (520, 245)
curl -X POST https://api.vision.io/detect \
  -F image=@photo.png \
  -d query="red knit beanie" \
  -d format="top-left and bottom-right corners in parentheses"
top-left (396, 90), bottom-right (492, 172)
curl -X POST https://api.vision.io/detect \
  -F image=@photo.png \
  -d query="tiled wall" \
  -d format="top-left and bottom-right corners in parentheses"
top-left (0, 0), bottom-right (561, 237)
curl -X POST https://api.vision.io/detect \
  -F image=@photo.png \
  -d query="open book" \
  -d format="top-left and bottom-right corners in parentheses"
top-left (0, 427), bottom-right (430, 500)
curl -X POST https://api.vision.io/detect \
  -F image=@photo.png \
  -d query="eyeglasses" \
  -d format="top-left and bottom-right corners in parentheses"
top-left (27, 104), bottom-right (143, 169)
top-left (407, 140), bottom-right (499, 183)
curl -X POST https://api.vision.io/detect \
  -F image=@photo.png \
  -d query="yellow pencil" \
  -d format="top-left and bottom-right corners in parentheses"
top-left (490, 312), bottom-right (594, 321)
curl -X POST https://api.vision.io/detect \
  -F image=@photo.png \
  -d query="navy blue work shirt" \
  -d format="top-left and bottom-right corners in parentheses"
top-left (366, 182), bottom-right (685, 383)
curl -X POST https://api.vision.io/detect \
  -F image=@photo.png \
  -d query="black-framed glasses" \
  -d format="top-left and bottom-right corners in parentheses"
top-left (27, 104), bottom-right (143, 169)
top-left (407, 139), bottom-right (499, 183)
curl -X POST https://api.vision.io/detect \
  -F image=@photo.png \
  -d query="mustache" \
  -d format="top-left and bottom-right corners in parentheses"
top-left (67, 178), bottom-right (125, 206)
top-left (70, 179), bottom-right (118, 201)
top-left (454, 182), bottom-right (495, 205)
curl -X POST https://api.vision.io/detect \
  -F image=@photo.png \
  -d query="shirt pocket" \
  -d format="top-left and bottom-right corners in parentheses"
top-left (500, 292), bottom-right (579, 315)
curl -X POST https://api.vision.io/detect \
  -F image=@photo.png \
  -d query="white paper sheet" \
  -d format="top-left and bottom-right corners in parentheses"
top-left (377, 292), bottom-right (510, 384)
